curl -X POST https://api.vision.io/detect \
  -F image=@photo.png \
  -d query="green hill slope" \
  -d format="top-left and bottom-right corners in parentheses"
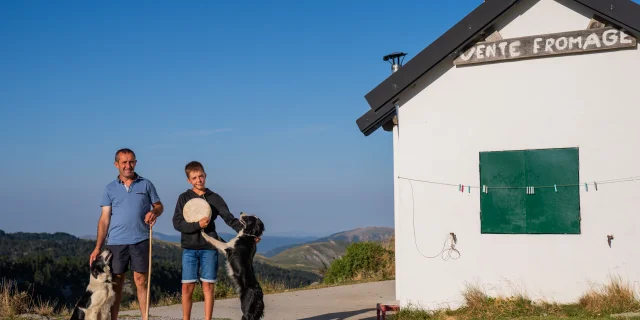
top-left (266, 226), bottom-right (394, 274)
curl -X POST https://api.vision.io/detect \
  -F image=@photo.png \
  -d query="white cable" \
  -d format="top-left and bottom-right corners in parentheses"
top-left (408, 180), bottom-right (461, 261)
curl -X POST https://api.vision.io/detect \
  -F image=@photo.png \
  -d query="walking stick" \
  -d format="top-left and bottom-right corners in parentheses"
top-left (146, 225), bottom-right (153, 320)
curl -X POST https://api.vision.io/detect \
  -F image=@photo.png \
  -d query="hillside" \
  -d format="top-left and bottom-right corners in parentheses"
top-left (266, 241), bottom-right (347, 273)
top-left (81, 231), bottom-right (318, 254)
top-left (0, 230), bottom-right (320, 310)
top-left (266, 226), bottom-right (394, 273)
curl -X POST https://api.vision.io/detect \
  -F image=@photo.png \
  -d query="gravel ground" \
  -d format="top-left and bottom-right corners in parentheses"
top-left (119, 280), bottom-right (396, 320)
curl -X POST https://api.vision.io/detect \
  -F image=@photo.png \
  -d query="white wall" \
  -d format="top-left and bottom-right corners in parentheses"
top-left (393, 0), bottom-right (640, 310)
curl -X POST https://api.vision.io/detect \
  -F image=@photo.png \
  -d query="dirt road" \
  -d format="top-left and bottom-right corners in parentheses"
top-left (120, 280), bottom-right (396, 319)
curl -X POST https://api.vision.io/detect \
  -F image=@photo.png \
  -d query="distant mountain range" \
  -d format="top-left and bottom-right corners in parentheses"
top-left (80, 231), bottom-right (318, 254)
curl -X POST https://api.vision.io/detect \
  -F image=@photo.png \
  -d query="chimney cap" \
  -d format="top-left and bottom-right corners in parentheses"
top-left (383, 52), bottom-right (407, 62)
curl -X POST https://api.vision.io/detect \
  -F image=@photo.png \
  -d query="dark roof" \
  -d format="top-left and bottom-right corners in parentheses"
top-left (356, 0), bottom-right (640, 136)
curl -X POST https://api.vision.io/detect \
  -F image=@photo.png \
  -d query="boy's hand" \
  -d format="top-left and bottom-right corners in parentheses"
top-left (199, 217), bottom-right (210, 229)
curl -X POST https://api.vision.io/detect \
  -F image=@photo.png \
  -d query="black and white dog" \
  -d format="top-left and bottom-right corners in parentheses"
top-left (70, 249), bottom-right (116, 320)
top-left (201, 212), bottom-right (265, 320)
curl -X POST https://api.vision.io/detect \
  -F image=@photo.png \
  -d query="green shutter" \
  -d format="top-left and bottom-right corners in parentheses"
top-left (479, 147), bottom-right (581, 235)
top-left (479, 150), bottom-right (526, 234)
top-left (524, 148), bottom-right (580, 234)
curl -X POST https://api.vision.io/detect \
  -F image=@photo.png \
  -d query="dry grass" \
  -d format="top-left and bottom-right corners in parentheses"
top-left (30, 296), bottom-right (58, 316)
top-left (390, 277), bottom-right (640, 320)
top-left (0, 279), bottom-right (31, 317)
top-left (447, 283), bottom-right (563, 320)
top-left (0, 278), bottom-right (69, 319)
top-left (578, 274), bottom-right (640, 315)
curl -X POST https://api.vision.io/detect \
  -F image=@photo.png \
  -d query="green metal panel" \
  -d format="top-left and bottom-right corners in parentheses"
top-left (524, 148), bottom-right (581, 234)
top-left (479, 150), bottom-right (526, 234)
top-left (479, 147), bottom-right (581, 235)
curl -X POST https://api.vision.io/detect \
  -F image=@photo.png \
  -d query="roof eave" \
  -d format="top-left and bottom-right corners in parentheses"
top-left (356, 102), bottom-right (396, 136)
top-left (356, 0), bottom-right (519, 136)
top-left (356, 0), bottom-right (640, 137)
top-left (573, 0), bottom-right (640, 36)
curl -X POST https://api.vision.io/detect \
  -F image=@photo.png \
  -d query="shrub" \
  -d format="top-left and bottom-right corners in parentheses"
top-left (322, 241), bottom-right (394, 284)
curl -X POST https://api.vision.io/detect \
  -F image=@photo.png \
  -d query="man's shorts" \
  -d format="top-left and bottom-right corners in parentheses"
top-left (106, 239), bottom-right (150, 275)
top-left (182, 248), bottom-right (218, 283)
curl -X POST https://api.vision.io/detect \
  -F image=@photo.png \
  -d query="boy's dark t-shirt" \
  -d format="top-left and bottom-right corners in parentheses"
top-left (172, 188), bottom-right (244, 250)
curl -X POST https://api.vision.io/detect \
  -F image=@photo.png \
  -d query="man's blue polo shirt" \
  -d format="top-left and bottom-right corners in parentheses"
top-left (100, 174), bottom-right (161, 246)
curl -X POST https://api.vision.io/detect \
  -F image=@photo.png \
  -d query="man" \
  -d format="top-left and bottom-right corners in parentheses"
top-left (89, 148), bottom-right (163, 320)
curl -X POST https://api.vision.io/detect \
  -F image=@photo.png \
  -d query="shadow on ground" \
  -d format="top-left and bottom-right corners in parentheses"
top-left (297, 308), bottom-right (377, 320)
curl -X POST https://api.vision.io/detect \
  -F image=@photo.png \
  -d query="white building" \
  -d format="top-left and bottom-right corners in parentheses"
top-left (356, 0), bottom-right (640, 310)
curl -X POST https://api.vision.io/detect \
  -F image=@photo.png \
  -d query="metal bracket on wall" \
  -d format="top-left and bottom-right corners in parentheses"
top-left (587, 14), bottom-right (612, 29)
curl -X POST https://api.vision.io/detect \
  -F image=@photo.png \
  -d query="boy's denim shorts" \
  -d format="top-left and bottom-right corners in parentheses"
top-left (182, 248), bottom-right (218, 283)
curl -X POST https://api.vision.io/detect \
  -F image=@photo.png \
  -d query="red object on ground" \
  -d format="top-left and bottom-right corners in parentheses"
top-left (377, 302), bottom-right (400, 320)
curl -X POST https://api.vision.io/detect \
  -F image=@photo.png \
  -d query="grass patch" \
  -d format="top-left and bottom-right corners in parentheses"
top-left (579, 275), bottom-right (640, 315)
top-left (389, 278), bottom-right (640, 320)
top-left (0, 278), bottom-right (71, 319)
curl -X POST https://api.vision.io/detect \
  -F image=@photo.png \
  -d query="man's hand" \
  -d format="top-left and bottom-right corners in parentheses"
top-left (255, 237), bottom-right (261, 244)
top-left (144, 211), bottom-right (158, 226)
top-left (199, 217), bottom-right (210, 229)
top-left (89, 247), bottom-right (101, 266)
top-left (144, 201), bottom-right (163, 227)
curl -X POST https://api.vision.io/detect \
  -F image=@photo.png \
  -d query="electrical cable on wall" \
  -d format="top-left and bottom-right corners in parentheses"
top-left (407, 180), bottom-right (461, 261)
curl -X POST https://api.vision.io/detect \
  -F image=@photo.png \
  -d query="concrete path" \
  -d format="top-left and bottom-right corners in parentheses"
top-left (121, 280), bottom-right (396, 320)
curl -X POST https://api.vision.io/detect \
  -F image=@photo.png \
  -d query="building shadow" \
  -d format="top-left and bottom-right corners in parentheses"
top-left (297, 308), bottom-right (378, 320)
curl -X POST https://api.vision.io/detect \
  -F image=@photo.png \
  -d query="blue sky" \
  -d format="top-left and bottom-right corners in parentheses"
top-left (0, 0), bottom-right (491, 237)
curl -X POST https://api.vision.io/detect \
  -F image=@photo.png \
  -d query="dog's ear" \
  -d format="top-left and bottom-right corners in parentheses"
top-left (256, 219), bottom-right (265, 237)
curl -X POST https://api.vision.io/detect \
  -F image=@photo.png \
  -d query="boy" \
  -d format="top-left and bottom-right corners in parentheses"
top-left (172, 161), bottom-right (260, 320)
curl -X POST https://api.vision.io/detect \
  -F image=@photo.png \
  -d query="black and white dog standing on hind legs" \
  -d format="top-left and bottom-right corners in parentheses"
top-left (201, 212), bottom-right (265, 320)
top-left (70, 249), bottom-right (116, 320)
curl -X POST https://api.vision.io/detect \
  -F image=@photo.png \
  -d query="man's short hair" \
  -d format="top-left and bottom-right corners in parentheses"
top-left (115, 148), bottom-right (136, 162)
top-left (185, 161), bottom-right (206, 178)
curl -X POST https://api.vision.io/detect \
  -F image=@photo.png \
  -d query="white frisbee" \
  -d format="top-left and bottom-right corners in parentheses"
top-left (183, 198), bottom-right (212, 222)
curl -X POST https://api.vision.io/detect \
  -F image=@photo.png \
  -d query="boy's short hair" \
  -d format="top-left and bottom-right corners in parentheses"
top-left (185, 161), bottom-right (206, 178)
